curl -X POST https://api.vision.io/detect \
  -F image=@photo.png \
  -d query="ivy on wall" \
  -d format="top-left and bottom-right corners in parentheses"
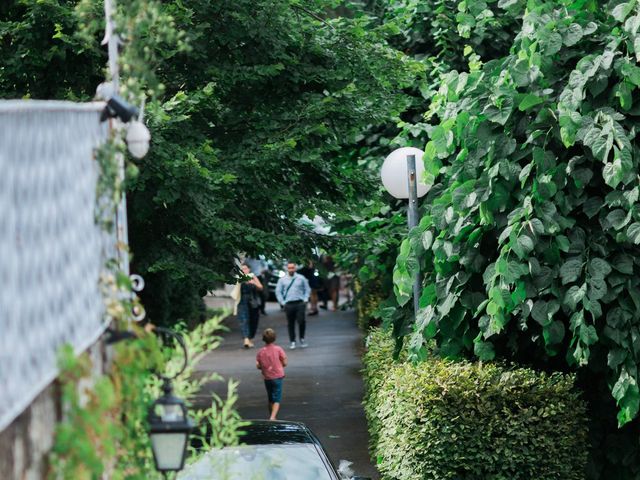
top-left (42, 2), bottom-right (244, 477)
top-left (49, 332), bottom-right (160, 479)
top-left (49, 315), bottom-right (243, 479)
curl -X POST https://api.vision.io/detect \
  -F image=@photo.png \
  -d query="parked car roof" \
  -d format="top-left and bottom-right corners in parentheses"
top-left (238, 419), bottom-right (317, 445)
top-left (179, 420), bottom-right (341, 480)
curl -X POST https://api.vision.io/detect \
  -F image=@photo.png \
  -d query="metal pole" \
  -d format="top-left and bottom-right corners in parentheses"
top-left (104, 0), bottom-right (119, 92)
top-left (406, 154), bottom-right (420, 320)
top-left (104, 0), bottom-right (130, 276)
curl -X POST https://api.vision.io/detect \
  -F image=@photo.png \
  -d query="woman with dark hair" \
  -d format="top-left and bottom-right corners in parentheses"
top-left (237, 263), bottom-right (263, 348)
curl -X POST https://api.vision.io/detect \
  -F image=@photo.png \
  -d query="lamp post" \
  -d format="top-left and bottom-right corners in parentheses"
top-left (104, 326), bottom-right (193, 477)
top-left (149, 379), bottom-right (194, 477)
top-left (148, 328), bottom-right (194, 478)
top-left (381, 147), bottom-right (428, 321)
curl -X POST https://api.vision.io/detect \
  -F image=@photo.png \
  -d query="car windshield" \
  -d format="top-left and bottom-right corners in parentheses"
top-left (178, 444), bottom-right (334, 480)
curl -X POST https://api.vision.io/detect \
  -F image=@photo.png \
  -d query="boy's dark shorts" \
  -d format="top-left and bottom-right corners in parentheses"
top-left (264, 377), bottom-right (283, 403)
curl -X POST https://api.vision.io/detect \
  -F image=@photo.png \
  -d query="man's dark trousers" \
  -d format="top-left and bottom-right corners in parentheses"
top-left (285, 300), bottom-right (306, 342)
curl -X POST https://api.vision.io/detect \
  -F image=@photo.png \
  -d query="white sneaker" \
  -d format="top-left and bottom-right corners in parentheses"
top-left (300, 339), bottom-right (308, 348)
top-left (289, 342), bottom-right (296, 350)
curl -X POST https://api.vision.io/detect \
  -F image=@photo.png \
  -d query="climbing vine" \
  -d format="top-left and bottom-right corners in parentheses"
top-left (49, 330), bottom-right (159, 479)
top-left (395, 0), bottom-right (640, 427)
top-left (48, 2), bottom-right (243, 478)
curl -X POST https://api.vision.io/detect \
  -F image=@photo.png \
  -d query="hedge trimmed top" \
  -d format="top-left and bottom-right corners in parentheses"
top-left (394, 0), bottom-right (640, 425)
top-left (363, 328), bottom-right (588, 480)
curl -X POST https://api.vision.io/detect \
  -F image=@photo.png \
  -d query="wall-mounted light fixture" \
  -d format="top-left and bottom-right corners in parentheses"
top-left (100, 94), bottom-right (140, 123)
top-left (125, 120), bottom-right (151, 159)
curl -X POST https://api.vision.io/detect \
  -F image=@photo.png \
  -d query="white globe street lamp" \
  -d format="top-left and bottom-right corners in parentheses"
top-left (381, 147), bottom-right (428, 320)
top-left (380, 147), bottom-right (428, 200)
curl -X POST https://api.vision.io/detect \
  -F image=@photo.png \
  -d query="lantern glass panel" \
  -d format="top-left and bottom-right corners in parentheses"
top-left (151, 432), bottom-right (188, 471)
top-left (154, 403), bottom-right (185, 422)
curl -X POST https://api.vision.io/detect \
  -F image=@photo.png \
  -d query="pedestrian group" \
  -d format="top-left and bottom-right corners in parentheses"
top-left (233, 258), bottom-right (344, 420)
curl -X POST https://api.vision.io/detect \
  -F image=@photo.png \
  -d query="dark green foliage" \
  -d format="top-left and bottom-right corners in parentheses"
top-left (0, 0), bottom-right (415, 326)
top-left (337, 0), bottom-right (522, 339)
top-left (354, 278), bottom-right (385, 330)
top-left (125, 0), bottom-right (417, 325)
top-left (0, 1), bottom-right (104, 100)
top-left (366, 0), bottom-right (518, 69)
top-left (337, 199), bottom-right (409, 331)
top-left (363, 328), bottom-right (588, 480)
top-left (577, 368), bottom-right (640, 480)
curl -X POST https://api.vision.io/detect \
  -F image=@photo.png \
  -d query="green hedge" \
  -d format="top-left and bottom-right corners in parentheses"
top-left (363, 329), bottom-right (588, 480)
top-left (362, 328), bottom-right (405, 458)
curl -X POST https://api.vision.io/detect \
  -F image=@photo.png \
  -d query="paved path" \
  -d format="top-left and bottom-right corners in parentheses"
top-left (193, 301), bottom-right (378, 479)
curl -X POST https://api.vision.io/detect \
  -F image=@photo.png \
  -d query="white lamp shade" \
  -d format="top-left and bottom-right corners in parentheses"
top-left (381, 147), bottom-right (428, 199)
top-left (151, 432), bottom-right (189, 471)
top-left (126, 120), bottom-right (151, 159)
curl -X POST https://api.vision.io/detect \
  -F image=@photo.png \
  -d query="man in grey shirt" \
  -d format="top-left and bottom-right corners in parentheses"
top-left (276, 261), bottom-right (311, 349)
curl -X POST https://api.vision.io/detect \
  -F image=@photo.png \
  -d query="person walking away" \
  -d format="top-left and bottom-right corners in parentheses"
top-left (275, 261), bottom-right (311, 349)
top-left (322, 255), bottom-right (340, 311)
top-left (256, 328), bottom-right (287, 420)
top-left (246, 257), bottom-right (270, 316)
top-left (298, 260), bottom-right (320, 315)
top-left (258, 267), bottom-right (269, 315)
top-left (238, 263), bottom-right (263, 348)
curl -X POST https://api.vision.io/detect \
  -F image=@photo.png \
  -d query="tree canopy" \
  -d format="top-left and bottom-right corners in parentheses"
top-left (0, 0), bottom-right (418, 325)
top-left (127, 0), bottom-right (417, 324)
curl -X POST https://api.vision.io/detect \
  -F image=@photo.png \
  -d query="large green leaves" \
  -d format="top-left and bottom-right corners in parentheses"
top-left (560, 258), bottom-right (584, 284)
top-left (394, 0), bottom-right (640, 430)
top-left (393, 239), bottom-right (417, 307)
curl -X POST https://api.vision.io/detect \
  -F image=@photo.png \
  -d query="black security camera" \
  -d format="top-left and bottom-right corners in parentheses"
top-left (100, 94), bottom-right (140, 123)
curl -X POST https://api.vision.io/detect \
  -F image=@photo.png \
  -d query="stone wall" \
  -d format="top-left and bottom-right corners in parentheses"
top-left (0, 383), bottom-right (60, 480)
top-left (0, 339), bottom-right (109, 480)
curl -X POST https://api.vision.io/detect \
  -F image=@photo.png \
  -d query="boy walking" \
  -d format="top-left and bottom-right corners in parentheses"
top-left (256, 328), bottom-right (288, 420)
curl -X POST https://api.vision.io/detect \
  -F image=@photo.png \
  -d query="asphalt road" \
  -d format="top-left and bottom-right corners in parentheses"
top-left (193, 301), bottom-right (379, 479)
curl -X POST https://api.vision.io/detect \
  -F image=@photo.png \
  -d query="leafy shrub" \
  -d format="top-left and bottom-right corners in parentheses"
top-left (50, 314), bottom-right (243, 478)
top-left (363, 329), bottom-right (588, 480)
top-left (362, 328), bottom-right (407, 458)
top-left (392, 0), bottom-right (640, 430)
